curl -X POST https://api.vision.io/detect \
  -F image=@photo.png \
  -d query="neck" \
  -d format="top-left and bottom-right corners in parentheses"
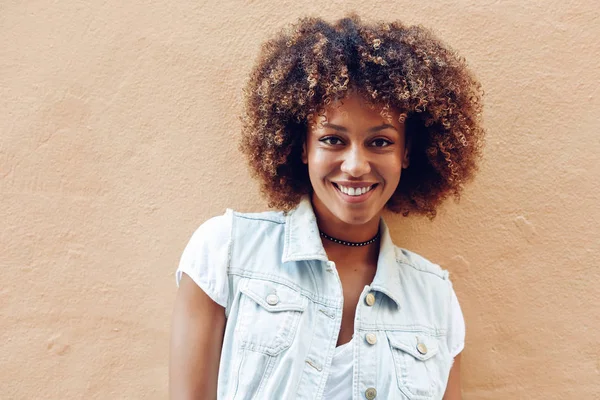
top-left (310, 194), bottom-right (381, 266)
top-left (322, 234), bottom-right (380, 267)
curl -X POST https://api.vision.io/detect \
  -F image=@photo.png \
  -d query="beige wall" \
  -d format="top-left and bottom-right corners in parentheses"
top-left (1, 1), bottom-right (599, 398)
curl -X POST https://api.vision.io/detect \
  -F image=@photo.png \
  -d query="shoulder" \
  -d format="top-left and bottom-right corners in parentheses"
top-left (229, 209), bottom-right (287, 239)
top-left (391, 246), bottom-right (459, 333)
top-left (194, 209), bottom-right (287, 259)
top-left (190, 208), bottom-right (285, 241)
top-left (394, 246), bottom-right (450, 281)
top-left (231, 209), bottom-right (286, 225)
top-left (187, 209), bottom-right (234, 246)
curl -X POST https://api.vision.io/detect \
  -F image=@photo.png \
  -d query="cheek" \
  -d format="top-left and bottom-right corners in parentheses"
top-left (307, 150), bottom-right (335, 176)
top-left (380, 156), bottom-right (403, 185)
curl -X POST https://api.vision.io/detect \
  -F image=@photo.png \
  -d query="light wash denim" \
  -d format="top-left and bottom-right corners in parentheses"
top-left (177, 197), bottom-right (456, 400)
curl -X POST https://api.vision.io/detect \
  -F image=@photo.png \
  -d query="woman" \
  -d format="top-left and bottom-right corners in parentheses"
top-left (170, 15), bottom-right (484, 400)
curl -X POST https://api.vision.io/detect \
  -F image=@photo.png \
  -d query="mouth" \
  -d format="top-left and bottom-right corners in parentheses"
top-left (332, 182), bottom-right (379, 203)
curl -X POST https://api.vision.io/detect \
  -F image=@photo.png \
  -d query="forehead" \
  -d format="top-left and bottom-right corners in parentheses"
top-left (311, 92), bottom-right (405, 128)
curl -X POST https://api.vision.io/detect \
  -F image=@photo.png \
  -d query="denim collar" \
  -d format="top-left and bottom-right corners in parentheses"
top-left (282, 196), bottom-right (405, 307)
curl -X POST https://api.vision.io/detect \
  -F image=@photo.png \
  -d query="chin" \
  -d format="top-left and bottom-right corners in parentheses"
top-left (332, 206), bottom-right (376, 226)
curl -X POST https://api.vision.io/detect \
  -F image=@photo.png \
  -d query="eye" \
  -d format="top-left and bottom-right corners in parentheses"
top-left (319, 136), bottom-right (344, 146)
top-left (370, 138), bottom-right (393, 148)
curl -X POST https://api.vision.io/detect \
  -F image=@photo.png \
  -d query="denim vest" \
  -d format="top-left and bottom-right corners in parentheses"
top-left (187, 197), bottom-right (455, 399)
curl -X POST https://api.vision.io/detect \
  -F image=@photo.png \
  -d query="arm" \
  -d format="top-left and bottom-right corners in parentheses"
top-left (169, 273), bottom-right (226, 400)
top-left (442, 353), bottom-right (462, 400)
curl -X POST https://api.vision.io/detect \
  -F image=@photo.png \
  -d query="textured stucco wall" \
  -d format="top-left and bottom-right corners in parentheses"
top-left (1, 1), bottom-right (599, 399)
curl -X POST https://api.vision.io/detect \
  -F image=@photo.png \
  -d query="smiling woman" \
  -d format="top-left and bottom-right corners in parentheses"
top-left (170, 14), bottom-right (483, 400)
top-left (303, 93), bottom-right (409, 228)
top-left (240, 15), bottom-right (484, 219)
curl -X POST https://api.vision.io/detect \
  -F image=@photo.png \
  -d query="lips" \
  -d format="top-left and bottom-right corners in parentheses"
top-left (335, 183), bottom-right (375, 196)
top-left (332, 182), bottom-right (379, 202)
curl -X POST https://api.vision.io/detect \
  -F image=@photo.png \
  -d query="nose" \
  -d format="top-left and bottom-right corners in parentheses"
top-left (340, 145), bottom-right (371, 177)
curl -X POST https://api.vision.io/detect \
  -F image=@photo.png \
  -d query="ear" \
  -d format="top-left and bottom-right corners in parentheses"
top-left (301, 141), bottom-right (308, 164)
top-left (402, 147), bottom-right (410, 169)
top-left (402, 135), bottom-right (411, 169)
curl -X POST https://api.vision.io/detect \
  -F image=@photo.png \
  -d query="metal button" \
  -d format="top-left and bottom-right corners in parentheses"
top-left (365, 333), bottom-right (377, 345)
top-left (365, 387), bottom-right (377, 399)
top-left (417, 342), bottom-right (428, 355)
top-left (266, 294), bottom-right (279, 306)
top-left (365, 293), bottom-right (376, 306)
top-left (325, 261), bottom-right (334, 273)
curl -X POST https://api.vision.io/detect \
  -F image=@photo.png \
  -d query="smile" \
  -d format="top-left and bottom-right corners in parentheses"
top-left (332, 182), bottom-right (379, 203)
top-left (335, 184), bottom-right (375, 196)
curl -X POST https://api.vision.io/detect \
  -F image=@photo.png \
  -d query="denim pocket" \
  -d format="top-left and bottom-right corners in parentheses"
top-left (386, 331), bottom-right (443, 400)
top-left (238, 279), bottom-right (306, 356)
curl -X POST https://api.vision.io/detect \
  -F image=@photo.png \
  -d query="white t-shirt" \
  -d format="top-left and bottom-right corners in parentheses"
top-left (322, 289), bottom-right (465, 399)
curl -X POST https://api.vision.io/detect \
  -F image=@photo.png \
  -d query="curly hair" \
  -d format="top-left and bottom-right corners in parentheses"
top-left (239, 14), bottom-right (484, 218)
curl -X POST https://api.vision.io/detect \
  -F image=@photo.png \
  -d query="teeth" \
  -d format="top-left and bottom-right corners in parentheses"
top-left (337, 184), bottom-right (374, 196)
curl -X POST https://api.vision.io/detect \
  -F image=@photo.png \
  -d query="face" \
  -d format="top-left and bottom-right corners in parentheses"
top-left (302, 92), bottom-right (410, 226)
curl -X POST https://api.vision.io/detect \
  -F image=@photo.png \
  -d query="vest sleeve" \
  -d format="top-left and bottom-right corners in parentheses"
top-left (447, 287), bottom-right (466, 358)
top-left (175, 210), bottom-right (232, 309)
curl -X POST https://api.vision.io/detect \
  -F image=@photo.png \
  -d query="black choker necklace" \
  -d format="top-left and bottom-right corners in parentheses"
top-left (319, 230), bottom-right (380, 247)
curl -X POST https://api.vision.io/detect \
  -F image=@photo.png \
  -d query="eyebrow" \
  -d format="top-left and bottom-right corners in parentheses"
top-left (321, 122), bottom-right (398, 133)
